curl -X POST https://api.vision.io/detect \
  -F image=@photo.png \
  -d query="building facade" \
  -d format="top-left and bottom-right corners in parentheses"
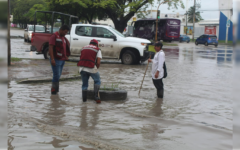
top-left (218, 0), bottom-right (233, 41)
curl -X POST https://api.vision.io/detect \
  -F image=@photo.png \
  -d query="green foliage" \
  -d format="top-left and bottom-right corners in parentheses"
top-left (187, 6), bottom-right (203, 23)
top-left (12, 0), bottom-right (45, 28)
top-left (11, 57), bottom-right (22, 62)
top-left (101, 81), bottom-right (122, 91)
top-left (11, 0), bottom-right (185, 32)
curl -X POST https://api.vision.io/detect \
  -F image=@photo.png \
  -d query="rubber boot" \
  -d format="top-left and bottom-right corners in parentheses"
top-left (94, 84), bottom-right (101, 104)
top-left (51, 82), bottom-right (58, 95)
top-left (82, 90), bottom-right (87, 102)
top-left (157, 89), bottom-right (164, 98)
top-left (56, 82), bottom-right (59, 93)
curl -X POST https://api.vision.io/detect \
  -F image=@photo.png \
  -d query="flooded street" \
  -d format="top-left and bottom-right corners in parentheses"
top-left (8, 38), bottom-right (233, 150)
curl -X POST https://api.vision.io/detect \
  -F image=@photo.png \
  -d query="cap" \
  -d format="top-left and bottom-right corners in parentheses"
top-left (90, 39), bottom-right (98, 45)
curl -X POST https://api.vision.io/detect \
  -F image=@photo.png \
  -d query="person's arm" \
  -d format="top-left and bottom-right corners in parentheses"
top-left (96, 57), bottom-right (101, 69)
top-left (96, 50), bottom-right (102, 69)
top-left (49, 45), bottom-right (55, 66)
top-left (49, 35), bottom-right (56, 66)
top-left (155, 52), bottom-right (165, 78)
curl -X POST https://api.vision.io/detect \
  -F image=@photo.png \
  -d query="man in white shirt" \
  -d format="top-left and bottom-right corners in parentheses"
top-left (148, 42), bottom-right (165, 98)
top-left (77, 39), bottom-right (102, 103)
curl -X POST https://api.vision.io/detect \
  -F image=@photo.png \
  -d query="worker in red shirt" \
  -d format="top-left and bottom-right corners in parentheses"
top-left (49, 25), bottom-right (71, 95)
top-left (77, 39), bottom-right (102, 103)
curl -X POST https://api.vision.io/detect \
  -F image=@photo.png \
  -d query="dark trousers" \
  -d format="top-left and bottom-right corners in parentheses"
top-left (152, 78), bottom-right (164, 90)
top-left (152, 78), bottom-right (164, 98)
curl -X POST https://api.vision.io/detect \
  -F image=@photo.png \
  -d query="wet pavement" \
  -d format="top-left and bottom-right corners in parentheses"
top-left (8, 38), bottom-right (233, 150)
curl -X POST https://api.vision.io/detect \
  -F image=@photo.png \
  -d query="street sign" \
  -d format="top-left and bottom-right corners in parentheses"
top-left (226, 19), bottom-right (230, 27)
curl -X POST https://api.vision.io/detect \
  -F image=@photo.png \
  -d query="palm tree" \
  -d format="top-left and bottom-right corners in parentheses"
top-left (187, 6), bottom-right (203, 23)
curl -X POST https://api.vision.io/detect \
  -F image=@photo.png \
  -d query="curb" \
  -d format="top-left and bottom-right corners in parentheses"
top-left (87, 89), bottom-right (127, 101)
top-left (68, 59), bottom-right (122, 64)
top-left (17, 75), bottom-right (81, 84)
top-left (11, 35), bottom-right (24, 39)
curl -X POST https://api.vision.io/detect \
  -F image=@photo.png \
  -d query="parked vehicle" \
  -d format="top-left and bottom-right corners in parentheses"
top-left (195, 34), bottom-right (218, 47)
top-left (24, 25), bottom-right (45, 42)
top-left (179, 35), bottom-right (190, 43)
top-left (30, 11), bottom-right (153, 65)
top-left (47, 27), bottom-right (59, 33)
top-left (132, 18), bottom-right (181, 42)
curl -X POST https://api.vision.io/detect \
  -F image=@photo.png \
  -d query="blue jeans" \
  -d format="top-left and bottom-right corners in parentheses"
top-left (50, 59), bottom-right (65, 82)
top-left (80, 71), bottom-right (101, 90)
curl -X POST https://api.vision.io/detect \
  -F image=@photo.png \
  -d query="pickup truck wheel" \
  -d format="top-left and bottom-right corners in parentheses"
top-left (43, 47), bottom-right (50, 59)
top-left (121, 51), bottom-right (136, 65)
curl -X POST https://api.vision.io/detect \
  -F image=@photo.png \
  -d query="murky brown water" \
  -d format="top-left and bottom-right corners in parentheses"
top-left (8, 39), bottom-right (233, 150)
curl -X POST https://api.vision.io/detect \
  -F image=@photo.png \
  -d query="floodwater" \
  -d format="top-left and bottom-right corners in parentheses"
top-left (8, 39), bottom-right (233, 150)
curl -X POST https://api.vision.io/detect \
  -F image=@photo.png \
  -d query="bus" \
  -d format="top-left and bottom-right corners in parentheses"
top-left (132, 18), bottom-right (181, 42)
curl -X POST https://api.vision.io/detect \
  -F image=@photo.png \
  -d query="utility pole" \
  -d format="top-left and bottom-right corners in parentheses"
top-left (185, 11), bottom-right (188, 35)
top-left (8, 0), bottom-right (11, 66)
top-left (155, 10), bottom-right (160, 42)
top-left (154, 1), bottom-right (171, 42)
top-left (192, 0), bottom-right (196, 41)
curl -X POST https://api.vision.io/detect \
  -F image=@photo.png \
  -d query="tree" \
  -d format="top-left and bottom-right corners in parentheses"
top-left (11, 0), bottom-right (45, 28)
top-left (101, 0), bottom-right (185, 32)
top-left (187, 6), bottom-right (203, 23)
top-left (45, 0), bottom-right (106, 24)
top-left (52, 0), bottom-right (184, 32)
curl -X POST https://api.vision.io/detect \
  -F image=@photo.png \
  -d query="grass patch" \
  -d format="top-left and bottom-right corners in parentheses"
top-left (101, 81), bottom-right (121, 91)
top-left (11, 57), bottom-right (22, 62)
top-left (217, 40), bottom-right (233, 44)
top-left (148, 43), bottom-right (177, 53)
top-left (162, 42), bottom-right (178, 46)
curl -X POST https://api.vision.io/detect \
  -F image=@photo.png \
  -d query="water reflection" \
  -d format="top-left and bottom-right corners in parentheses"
top-left (42, 95), bottom-right (66, 126)
top-left (8, 136), bottom-right (15, 150)
top-left (141, 124), bottom-right (162, 150)
top-left (177, 46), bottom-right (234, 64)
top-left (217, 50), bottom-right (233, 64)
top-left (37, 137), bottom-right (68, 148)
top-left (163, 48), bottom-right (179, 58)
top-left (79, 146), bottom-right (97, 150)
top-left (80, 105), bottom-right (100, 130)
top-left (148, 98), bottom-right (163, 117)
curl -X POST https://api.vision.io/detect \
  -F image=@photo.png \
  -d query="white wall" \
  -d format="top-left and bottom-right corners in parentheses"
top-left (219, 0), bottom-right (233, 19)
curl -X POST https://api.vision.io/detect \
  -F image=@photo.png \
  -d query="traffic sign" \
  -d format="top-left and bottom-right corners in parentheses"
top-left (226, 19), bottom-right (230, 27)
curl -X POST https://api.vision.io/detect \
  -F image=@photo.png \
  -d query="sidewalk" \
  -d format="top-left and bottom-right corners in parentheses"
top-left (10, 28), bottom-right (24, 38)
top-left (9, 59), bottom-right (80, 83)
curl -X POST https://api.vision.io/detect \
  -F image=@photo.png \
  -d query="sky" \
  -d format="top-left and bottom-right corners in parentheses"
top-left (149, 0), bottom-right (221, 20)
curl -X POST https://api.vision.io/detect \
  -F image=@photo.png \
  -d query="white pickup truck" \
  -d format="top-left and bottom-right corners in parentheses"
top-left (31, 24), bottom-right (153, 65)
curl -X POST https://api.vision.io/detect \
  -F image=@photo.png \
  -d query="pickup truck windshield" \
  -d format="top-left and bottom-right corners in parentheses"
top-left (110, 28), bottom-right (125, 38)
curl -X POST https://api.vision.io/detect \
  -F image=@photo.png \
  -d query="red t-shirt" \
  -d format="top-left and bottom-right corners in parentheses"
top-left (49, 33), bottom-right (67, 60)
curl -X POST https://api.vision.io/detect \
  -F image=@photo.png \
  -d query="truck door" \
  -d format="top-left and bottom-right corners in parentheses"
top-left (70, 26), bottom-right (94, 55)
top-left (93, 27), bottom-right (118, 58)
